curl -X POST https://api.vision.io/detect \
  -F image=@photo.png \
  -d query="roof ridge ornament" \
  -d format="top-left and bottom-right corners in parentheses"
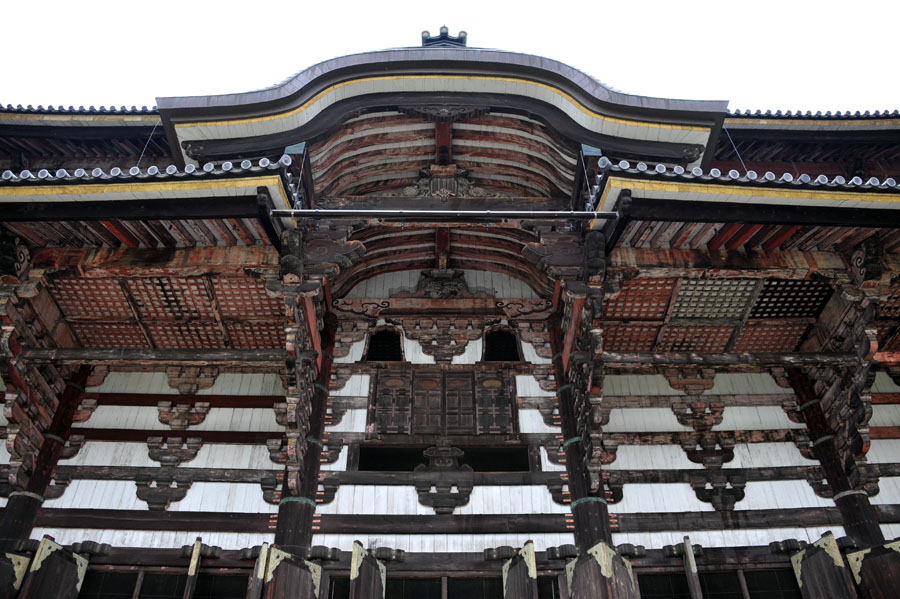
top-left (421, 26), bottom-right (467, 47)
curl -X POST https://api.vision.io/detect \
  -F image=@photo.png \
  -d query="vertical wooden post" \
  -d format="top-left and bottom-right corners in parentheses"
top-left (245, 542), bottom-right (269, 599)
top-left (0, 365), bottom-right (91, 550)
top-left (274, 292), bottom-right (336, 555)
top-left (182, 538), bottom-right (202, 599)
top-left (17, 536), bottom-right (88, 599)
top-left (0, 552), bottom-right (30, 596)
top-left (502, 541), bottom-right (538, 599)
top-left (846, 539), bottom-right (900, 599)
top-left (788, 368), bottom-right (884, 549)
top-left (790, 532), bottom-right (858, 599)
top-left (262, 545), bottom-right (323, 599)
top-left (566, 541), bottom-right (640, 599)
top-left (349, 542), bottom-right (385, 599)
top-left (682, 536), bottom-right (703, 599)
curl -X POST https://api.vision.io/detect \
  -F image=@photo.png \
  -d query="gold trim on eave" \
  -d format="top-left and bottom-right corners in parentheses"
top-left (174, 75), bottom-right (709, 133)
top-left (0, 175), bottom-right (292, 209)
top-left (600, 176), bottom-right (900, 208)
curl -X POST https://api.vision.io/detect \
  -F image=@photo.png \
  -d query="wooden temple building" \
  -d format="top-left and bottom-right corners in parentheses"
top-left (2, 27), bottom-right (900, 598)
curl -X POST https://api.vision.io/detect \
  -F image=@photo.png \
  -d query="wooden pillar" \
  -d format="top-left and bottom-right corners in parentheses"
top-left (566, 541), bottom-right (640, 599)
top-left (788, 368), bottom-right (884, 548)
top-left (502, 541), bottom-right (538, 599)
top-left (262, 545), bottom-right (323, 599)
top-left (682, 536), bottom-right (703, 599)
top-left (274, 292), bottom-right (336, 555)
top-left (0, 552), bottom-right (29, 597)
top-left (0, 365), bottom-right (90, 551)
top-left (17, 536), bottom-right (88, 599)
top-left (847, 539), bottom-right (900, 599)
top-left (549, 292), bottom-right (611, 550)
top-left (349, 542), bottom-right (385, 599)
top-left (790, 532), bottom-right (858, 599)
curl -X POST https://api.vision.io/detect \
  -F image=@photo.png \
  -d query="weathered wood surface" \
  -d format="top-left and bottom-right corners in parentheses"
top-left (245, 542), bottom-right (268, 599)
top-left (602, 351), bottom-right (860, 368)
top-left (17, 537), bottom-right (88, 599)
top-left (19, 348), bottom-right (287, 366)
top-left (0, 552), bottom-right (29, 597)
top-left (263, 546), bottom-right (322, 599)
top-left (349, 542), bottom-right (384, 599)
top-left (847, 540), bottom-right (900, 599)
top-left (20, 505), bottom-right (900, 533)
top-left (567, 542), bottom-right (639, 599)
top-left (791, 533), bottom-right (858, 599)
top-left (503, 541), bottom-right (538, 599)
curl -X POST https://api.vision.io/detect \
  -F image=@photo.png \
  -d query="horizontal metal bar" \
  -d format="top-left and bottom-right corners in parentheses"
top-left (271, 208), bottom-right (619, 220)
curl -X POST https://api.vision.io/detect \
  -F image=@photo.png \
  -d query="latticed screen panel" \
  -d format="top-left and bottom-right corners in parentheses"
top-left (733, 322), bottom-right (809, 352)
top-left (602, 324), bottom-right (660, 352)
top-left (147, 322), bottom-right (224, 349)
top-left (126, 277), bottom-right (214, 320)
top-left (749, 279), bottom-right (832, 319)
top-left (49, 278), bottom-right (132, 319)
top-left (670, 279), bottom-right (757, 320)
top-left (601, 278), bottom-right (675, 320)
top-left (879, 283), bottom-right (900, 318)
top-left (658, 325), bottom-right (733, 352)
top-left (70, 323), bottom-right (149, 348)
top-left (226, 322), bottom-right (284, 349)
top-left (213, 277), bottom-right (284, 319)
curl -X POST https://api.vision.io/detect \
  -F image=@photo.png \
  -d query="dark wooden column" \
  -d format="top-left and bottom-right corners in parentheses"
top-left (549, 293), bottom-right (611, 550)
top-left (788, 368), bottom-right (884, 548)
top-left (349, 542), bottom-right (385, 599)
top-left (0, 365), bottom-right (91, 550)
top-left (847, 541), bottom-right (900, 599)
top-left (566, 541), bottom-right (640, 599)
top-left (17, 536), bottom-right (88, 599)
top-left (502, 541), bottom-right (538, 599)
top-left (790, 532), bottom-right (858, 599)
top-left (273, 292), bottom-right (336, 555)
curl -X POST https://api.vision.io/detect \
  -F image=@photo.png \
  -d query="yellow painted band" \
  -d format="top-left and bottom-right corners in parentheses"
top-left (174, 75), bottom-right (708, 133)
top-left (0, 175), bottom-right (292, 210)
top-left (607, 176), bottom-right (900, 205)
top-left (724, 117), bottom-right (900, 128)
top-left (0, 113), bottom-right (159, 124)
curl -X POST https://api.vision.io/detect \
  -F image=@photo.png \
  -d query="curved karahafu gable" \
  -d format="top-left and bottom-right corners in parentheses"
top-left (157, 48), bottom-right (728, 170)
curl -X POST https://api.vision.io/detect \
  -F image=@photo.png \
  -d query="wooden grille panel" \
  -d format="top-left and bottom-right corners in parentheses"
top-left (48, 278), bottom-right (132, 320)
top-left (146, 322), bottom-right (224, 349)
top-left (658, 325), bottom-right (733, 352)
top-left (126, 277), bottom-right (213, 320)
top-left (226, 322), bottom-right (284, 349)
top-left (733, 322), bottom-right (809, 352)
top-left (602, 324), bottom-right (660, 353)
top-left (212, 278), bottom-right (284, 319)
top-left (750, 279), bottom-right (832, 319)
top-left (70, 322), bottom-right (149, 348)
top-left (602, 278), bottom-right (675, 320)
top-left (670, 279), bottom-right (756, 319)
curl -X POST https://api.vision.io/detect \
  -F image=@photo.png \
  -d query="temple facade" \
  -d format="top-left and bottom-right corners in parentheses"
top-left (1, 27), bottom-right (899, 599)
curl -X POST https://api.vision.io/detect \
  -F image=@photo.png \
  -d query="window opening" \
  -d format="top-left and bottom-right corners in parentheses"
top-left (366, 328), bottom-right (403, 361)
top-left (483, 328), bottom-right (521, 362)
top-left (743, 569), bottom-right (802, 598)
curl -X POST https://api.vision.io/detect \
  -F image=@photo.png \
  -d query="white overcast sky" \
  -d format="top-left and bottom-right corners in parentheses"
top-left (2, 0), bottom-right (898, 112)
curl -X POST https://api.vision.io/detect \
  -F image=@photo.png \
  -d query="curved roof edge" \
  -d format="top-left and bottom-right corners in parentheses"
top-left (156, 47), bottom-right (728, 123)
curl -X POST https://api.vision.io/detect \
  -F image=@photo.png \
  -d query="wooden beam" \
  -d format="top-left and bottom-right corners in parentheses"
top-left (601, 351), bottom-right (859, 368)
top-left (19, 347), bottom-right (286, 367)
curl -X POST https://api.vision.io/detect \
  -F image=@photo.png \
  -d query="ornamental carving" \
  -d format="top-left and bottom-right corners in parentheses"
top-left (166, 366), bottom-right (220, 395)
top-left (135, 473), bottom-right (192, 510)
top-left (690, 472), bottom-right (746, 511)
top-left (147, 436), bottom-right (203, 466)
top-left (389, 317), bottom-right (485, 362)
top-left (157, 401), bottom-right (210, 430)
top-left (671, 400), bottom-right (725, 432)
top-left (680, 432), bottom-right (735, 468)
top-left (414, 442), bottom-right (474, 514)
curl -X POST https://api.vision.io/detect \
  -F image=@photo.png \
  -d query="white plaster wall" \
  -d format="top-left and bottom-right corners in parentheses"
top-left (312, 533), bottom-right (573, 553)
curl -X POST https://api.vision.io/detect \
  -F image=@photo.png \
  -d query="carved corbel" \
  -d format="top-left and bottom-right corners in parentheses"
top-left (317, 478), bottom-right (340, 505)
top-left (664, 368), bottom-right (716, 395)
top-left (147, 436), bottom-right (203, 466)
top-left (671, 400), bottom-right (725, 432)
top-left (546, 477), bottom-right (569, 505)
top-left (157, 401), bottom-right (210, 430)
top-left (690, 472), bottom-right (746, 511)
top-left (531, 366), bottom-right (557, 392)
top-left (280, 229), bottom-right (304, 283)
top-left (333, 320), bottom-right (369, 359)
top-left (44, 472), bottom-right (71, 500)
top-left (71, 398), bottom-right (97, 423)
top-left (389, 317), bottom-right (484, 362)
top-left (515, 320), bottom-right (553, 358)
top-left (603, 470), bottom-right (624, 504)
top-left (303, 227), bottom-right (365, 278)
top-left (261, 473), bottom-right (282, 504)
top-left (135, 472), bottom-right (192, 510)
top-left (414, 442), bottom-right (473, 514)
top-left (165, 366), bottom-right (219, 395)
top-left (329, 366), bottom-right (353, 392)
top-left (680, 432), bottom-right (735, 468)
top-left (85, 365), bottom-right (110, 388)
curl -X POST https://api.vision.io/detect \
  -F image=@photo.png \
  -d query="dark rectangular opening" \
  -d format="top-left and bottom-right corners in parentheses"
top-left (358, 446), bottom-right (428, 471)
top-left (386, 578), bottom-right (442, 598)
top-left (448, 577), bottom-right (502, 598)
top-left (459, 447), bottom-right (530, 472)
top-left (743, 569), bottom-right (802, 599)
top-left (78, 571), bottom-right (139, 599)
top-left (358, 446), bottom-right (530, 472)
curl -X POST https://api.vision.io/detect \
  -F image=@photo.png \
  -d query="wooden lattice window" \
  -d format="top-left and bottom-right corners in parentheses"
top-left (374, 367), bottom-right (515, 435)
